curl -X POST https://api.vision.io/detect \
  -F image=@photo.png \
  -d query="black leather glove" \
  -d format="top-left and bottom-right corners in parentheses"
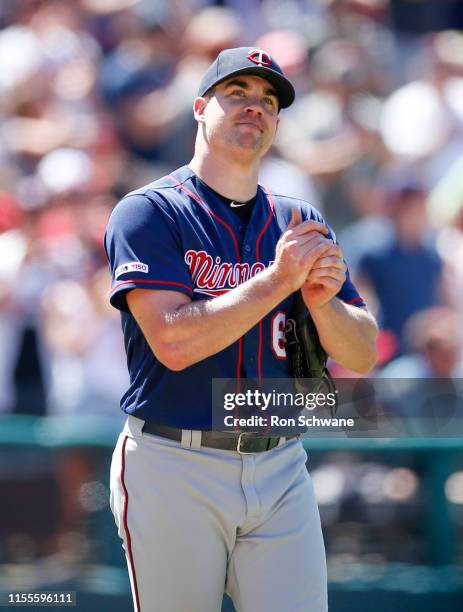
top-left (284, 291), bottom-right (338, 416)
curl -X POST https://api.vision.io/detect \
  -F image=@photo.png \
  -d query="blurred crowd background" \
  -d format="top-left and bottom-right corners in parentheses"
top-left (1, 0), bottom-right (463, 610)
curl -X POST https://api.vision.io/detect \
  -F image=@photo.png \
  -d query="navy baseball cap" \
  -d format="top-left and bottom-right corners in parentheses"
top-left (198, 47), bottom-right (295, 109)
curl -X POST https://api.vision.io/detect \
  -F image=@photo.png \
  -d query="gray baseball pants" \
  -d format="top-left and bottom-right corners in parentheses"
top-left (110, 415), bottom-right (328, 612)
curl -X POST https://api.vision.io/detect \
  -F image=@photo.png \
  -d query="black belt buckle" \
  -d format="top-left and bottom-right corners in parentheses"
top-left (237, 432), bottom-right (252, 455)
top-left (237, 432), bottom-right (277, 454)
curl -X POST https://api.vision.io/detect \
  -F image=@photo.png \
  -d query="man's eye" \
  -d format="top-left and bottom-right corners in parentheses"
top-left (232, 90), bottom-right (245, 96)
top-left (263, 97), bottom-right (276, 106)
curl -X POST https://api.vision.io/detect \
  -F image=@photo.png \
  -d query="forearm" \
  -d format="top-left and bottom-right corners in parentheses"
top-left (158, 267), bottom-right (290, 369)
top-left (308, 298), bottom-right (378, 373)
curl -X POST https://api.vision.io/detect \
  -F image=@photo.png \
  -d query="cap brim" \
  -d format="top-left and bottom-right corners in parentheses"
top-left (204, 66), bottom-right (295, 109)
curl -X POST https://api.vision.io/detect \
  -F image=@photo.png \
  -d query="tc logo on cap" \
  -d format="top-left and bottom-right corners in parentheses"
top-left (247, 48), bottom-right (271, 67)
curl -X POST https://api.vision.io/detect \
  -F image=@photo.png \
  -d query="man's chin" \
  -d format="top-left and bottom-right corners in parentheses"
top-left (229, 135), bottom-right (268, 156)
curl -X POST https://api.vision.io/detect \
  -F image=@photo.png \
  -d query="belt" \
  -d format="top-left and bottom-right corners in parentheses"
top-left (142, 422), bottom-right (297, 454)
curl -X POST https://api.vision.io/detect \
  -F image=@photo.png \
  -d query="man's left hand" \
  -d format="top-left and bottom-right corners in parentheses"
top-left (301, 245), bottom-right (347, 309)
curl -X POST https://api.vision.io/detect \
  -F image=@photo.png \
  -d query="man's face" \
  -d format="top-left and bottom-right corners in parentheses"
top-left (393, 190), bottom-right (428, 244)
top-left (195, 74), bottom-right (280, 161)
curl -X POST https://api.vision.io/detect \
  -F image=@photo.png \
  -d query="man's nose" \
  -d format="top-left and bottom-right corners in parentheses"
top-left (244, 99), bottom-right (264, 115)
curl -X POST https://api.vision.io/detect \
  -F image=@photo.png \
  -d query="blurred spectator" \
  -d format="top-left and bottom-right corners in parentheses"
top-left (389, 0), bottom-right (463, 35)
top-left (100, 6), bottom-right (244, 172)
top-left (380, 306), bottom-right (463, 378)
top-left (378, 306), bottom-right (463, 440)
top-left (428, 154), bottom-right (463, 331)
top-left (40, 268), bottom-right (128, 419)
top-left (274, 34), bottom-right (389, 229)
top-left (0, 208), bottom-right (51, 415)
top-left (357, 183), bottom-right (443, 355)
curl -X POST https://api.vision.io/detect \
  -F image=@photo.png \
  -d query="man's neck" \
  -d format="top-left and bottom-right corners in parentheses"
top-left (189, 150), bottom-right (260, 201)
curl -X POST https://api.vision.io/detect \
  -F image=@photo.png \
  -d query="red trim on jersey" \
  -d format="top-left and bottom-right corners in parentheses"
top-left (237, 338), bottom-right (243, 384)
top-left (256, 187), bottom-right (275, 262)
top-left (347, 296), bottom-right (364, 305)
top-left (111, 279), bottom-right (193, 294)
top-left (193, 288), bottom-right (230, 297)
top-left (168, 176), bottom-right (241, 262)
top-left (255, 187), bottom-right (276, 385)
top-left (234, 337), bottom-right (243, 430)
top-left (120, 435), bottom-right (141, 612)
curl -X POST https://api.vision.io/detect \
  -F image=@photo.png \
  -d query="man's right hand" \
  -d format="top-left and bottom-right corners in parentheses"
top-left (272, 208), bottom-right (336, 293)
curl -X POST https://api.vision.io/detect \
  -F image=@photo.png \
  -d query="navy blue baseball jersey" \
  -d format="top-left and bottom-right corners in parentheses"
top-left (104, 165), bottom-right (365, 428)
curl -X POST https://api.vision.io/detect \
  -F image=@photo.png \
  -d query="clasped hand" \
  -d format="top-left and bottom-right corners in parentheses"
top-left (273, 208), bottom-right (347, 308)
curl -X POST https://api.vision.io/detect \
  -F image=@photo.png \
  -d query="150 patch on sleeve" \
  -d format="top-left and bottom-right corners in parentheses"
top-left (115, 262), bottom-right (149, 279)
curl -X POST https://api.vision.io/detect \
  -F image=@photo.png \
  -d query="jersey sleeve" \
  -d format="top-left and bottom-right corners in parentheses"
top-left (336, 267), bottom-right (365, 307)
top-left (304, 206), bottom-right (366, 308)
top-left (104, 193), bottom-right (193, 312)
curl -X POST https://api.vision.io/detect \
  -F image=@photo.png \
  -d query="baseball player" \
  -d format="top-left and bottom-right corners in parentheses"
top-left (105, 47), bottom-right (377, 612)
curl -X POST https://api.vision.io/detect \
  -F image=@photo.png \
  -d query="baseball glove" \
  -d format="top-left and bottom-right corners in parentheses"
top-left (284, 291), bottom-right (338, 416)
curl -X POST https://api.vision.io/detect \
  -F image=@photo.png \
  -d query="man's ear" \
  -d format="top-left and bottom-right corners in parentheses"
top-left (193, 97), bottom-right (208, 123)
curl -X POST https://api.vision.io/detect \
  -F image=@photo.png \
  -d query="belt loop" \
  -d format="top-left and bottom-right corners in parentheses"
top-left (181, 429), bottom-right (193, 448)
top-left (126, 415), bottom-right (145, 438)
top-left (190, 430), bottom-right (202, 450)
